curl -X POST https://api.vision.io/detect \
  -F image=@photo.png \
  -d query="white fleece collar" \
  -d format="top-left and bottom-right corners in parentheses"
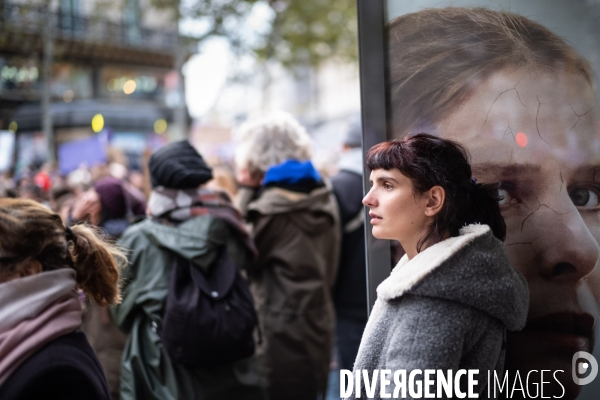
top-left (377, 224), bottom-right (491, 301)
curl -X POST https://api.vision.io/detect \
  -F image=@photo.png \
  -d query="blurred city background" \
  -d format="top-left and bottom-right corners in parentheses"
top-left (0, 0), bottom-right (360, 196)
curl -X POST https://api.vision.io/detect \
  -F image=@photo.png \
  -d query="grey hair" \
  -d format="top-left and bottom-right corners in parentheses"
top-left (235, 112), bottom-right (313, 173)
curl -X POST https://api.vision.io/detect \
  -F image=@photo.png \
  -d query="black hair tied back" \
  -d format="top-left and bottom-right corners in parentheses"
top-left (464, 180), bottom-right (506, 241)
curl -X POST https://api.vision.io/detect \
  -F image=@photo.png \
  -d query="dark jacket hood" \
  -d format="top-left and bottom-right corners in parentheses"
top-left (377, 224), bottom-right (529, 331)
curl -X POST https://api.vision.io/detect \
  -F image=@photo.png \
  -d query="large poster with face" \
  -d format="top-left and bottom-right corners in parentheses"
top-left (361, 0), bottom-right (600, 399)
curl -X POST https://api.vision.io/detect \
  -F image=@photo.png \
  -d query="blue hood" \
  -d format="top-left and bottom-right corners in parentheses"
top-left (263, 160), bottom-right (321, 185)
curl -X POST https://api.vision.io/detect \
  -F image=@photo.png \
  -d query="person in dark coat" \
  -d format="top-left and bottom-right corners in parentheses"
top-left (0, 198), bottom-right (126, 400)
top-left (331, 118), bottom-right (368, 371)
top-left (235, 113), bottom-right (341, 400)
top-left (0, 331), bottom-right (110, 399)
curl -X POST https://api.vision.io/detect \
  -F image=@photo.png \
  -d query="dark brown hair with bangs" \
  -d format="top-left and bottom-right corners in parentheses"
top-left (366, 133), bottom-right (506, 252)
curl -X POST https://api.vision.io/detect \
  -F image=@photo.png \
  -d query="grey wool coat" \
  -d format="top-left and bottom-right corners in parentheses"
top-left (346, 224), bottom-right (529, 400)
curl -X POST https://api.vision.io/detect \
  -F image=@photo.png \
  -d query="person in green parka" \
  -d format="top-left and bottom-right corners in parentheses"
top-left (111, 141), bottom-right (266, 400)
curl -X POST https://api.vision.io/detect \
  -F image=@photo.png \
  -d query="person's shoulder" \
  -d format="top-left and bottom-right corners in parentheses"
top-left (117, 218), bottom-right (156, 252)
top-left (119, 217), bottom-right (150, 238)
top-left (16, 331), bottom-right (103, 374)
top-left (0, 331), bottom-right (110, 400)
top-left (331, 169), bottom-right (362, 188)
top-left (382, 294), bottom-right (481, 343)
top-left (384, 225), bottom-right (528, 330)
top-left (331, 171), bottom-right (364, 220)
top-left (388, 292), bottom-right (473, 315)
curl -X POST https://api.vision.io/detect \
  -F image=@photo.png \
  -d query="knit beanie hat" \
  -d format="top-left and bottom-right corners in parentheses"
top-left (149, 141), bottom-right (213, 189)
top-left (94, 177), bottom-right (126, 220)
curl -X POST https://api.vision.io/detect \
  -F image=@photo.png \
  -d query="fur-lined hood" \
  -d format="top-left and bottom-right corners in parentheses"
top-left (377, 224), bottom-right (529, 331)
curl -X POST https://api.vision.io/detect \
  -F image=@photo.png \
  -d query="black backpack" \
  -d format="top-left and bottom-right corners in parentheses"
top-left (160, 246), bottom-right (258, 368)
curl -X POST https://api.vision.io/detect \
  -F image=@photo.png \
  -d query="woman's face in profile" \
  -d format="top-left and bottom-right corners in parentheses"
top-left (440, 68), bottom-right (600, 397)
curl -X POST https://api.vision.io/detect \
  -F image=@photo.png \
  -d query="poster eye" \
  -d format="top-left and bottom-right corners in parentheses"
top-left (497, 188), bottom-right (515, 206)
top-left (498, 188), bottom-right (507, 204)
top-left (570, 187), bottom-right (599, 208)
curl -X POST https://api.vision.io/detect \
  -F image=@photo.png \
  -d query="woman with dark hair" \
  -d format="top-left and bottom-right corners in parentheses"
top-left (0, 198), bottom-right (125, 400)
top-left (346, 133), bottom-right (529, 399)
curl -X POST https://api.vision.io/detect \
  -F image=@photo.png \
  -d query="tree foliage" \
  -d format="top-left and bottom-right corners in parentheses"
top-left (258, 0), bottom-right (358, 68)
top-left (150, 0), bottom-right (358, 68)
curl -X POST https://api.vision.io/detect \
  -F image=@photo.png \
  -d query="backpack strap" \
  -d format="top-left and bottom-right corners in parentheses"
top-left (188, 247), bottom-right (237, 299)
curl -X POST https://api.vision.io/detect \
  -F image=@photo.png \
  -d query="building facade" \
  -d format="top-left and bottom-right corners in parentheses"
top-left (0, 0), bottom-right (192, 173)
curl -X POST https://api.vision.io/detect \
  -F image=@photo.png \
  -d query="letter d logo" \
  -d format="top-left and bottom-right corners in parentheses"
top-left (572, 351), bottom-right (598, 385)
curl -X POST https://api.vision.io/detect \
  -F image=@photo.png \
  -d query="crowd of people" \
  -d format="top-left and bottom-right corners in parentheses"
top-left (0, 112), bottom-right (369, 400)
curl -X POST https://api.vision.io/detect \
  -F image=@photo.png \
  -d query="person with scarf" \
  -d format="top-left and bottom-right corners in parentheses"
top-left (234, 112), bottom-right (341, 400)
top-left (111, 140), bottom-right (266, 400)
top-left (0, 198), bottom-right (125, 400)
